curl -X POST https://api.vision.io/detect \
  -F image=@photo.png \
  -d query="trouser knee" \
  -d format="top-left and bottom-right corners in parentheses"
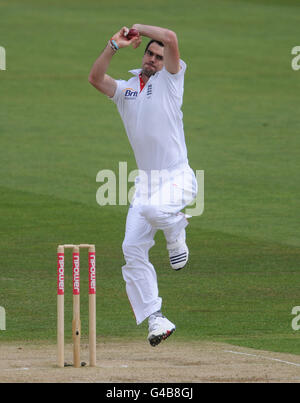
top-left (140, 204), bottom-right (187, 232)
top-left (122, 241), bottom-right (154, 267)
top-left (140, 205), bottom-right (171, 227)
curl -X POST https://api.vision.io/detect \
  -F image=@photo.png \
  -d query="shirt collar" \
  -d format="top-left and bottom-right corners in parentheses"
top-left (129, 68), bottom-right (161, 80)
top-left (128, 69), bottom-right (142, 76)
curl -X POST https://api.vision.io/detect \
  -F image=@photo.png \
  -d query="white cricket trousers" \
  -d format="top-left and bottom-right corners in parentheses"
top-left (121, 163), bottom-right (197, 325)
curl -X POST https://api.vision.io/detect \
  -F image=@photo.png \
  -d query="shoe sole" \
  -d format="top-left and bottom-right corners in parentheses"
top-left (148, 327), bottom-right (176, 347)
top-left (174, 265), bottom-right (186, 271)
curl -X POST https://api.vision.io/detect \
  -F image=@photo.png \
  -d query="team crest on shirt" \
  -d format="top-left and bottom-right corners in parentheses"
top-left (123, 88), bottom-right (138, 100)
top-left (146, 84), bottom-right (153, 98)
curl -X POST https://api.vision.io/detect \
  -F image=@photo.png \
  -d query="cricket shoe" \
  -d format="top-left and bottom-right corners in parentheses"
top-left (148, 315), bottom-right (176, 347)
top-left (167, 229), bottom-right (189, 271)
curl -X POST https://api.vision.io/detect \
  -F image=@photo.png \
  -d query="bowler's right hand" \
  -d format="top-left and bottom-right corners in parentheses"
top-left (111, 26), bottom-right (141, 49)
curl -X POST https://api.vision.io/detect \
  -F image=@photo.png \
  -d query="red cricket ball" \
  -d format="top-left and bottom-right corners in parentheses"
top-left (127, 28), bottom-right (139, 40)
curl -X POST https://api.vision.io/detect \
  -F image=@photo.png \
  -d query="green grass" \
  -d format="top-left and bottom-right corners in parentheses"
top-left (1, 0), bottom-right (300, 355)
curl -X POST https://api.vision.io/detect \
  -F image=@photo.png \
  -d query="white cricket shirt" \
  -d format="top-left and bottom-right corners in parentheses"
top-left (110, 59), bottom-right (188, 172)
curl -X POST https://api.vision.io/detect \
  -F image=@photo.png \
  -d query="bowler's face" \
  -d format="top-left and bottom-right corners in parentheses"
top-left (142, 43), bottom-right (164, 77)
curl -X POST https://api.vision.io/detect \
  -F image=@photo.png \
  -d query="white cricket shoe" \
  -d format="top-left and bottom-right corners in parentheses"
top-left (167, 229), bottom-right (189, 271)
top-left (148, 315), bottom-right (176, 347)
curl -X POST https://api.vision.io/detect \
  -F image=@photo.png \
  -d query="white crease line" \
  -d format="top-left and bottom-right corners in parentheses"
top-left (224, 350), bottom-right (300, 368)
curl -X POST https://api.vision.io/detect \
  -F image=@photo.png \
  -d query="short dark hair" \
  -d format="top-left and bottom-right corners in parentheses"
top-left (144, 39), bottom-right (164, 54)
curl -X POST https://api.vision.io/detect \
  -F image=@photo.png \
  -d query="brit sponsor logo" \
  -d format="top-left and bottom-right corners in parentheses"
top-left (123, 87), bottom-right (138, 100)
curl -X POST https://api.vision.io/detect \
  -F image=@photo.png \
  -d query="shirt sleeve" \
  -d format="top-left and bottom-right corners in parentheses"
top-left (109, 79), bottom-right (127, 105)
top-left (160, 59), bottom-right (187, 98)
